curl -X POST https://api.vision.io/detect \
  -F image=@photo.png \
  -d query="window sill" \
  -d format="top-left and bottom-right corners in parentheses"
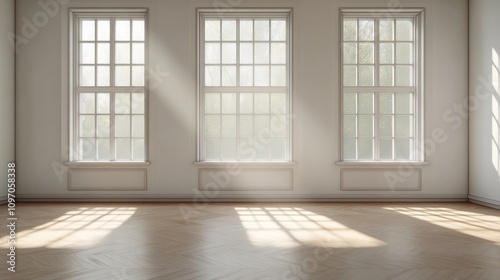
top-left (65, 161), bottom-right (151, 169)
top-left (335, 161), bottom-right (429, 168)
top-left (194, 161), bottom-right (296, 168)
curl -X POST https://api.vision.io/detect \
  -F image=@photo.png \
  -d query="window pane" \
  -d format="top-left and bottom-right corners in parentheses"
top-left (359, 43), bottom-right (374, 64)
top-left (132, 20), bottom-right (145, 41)
top-left (343, 43), bottom-right (357, 64)
top-left (255, 43), bottom-right (270, 64)
top-left (97, 66), bottom-right (110, 86)
top-left (97, 20), bottom-right (110, 41)
top-left (97, 43), bottom-right (110, 64)
top-left (396, 93), bottom-right (413, 114)
top-left (116, 20), bottom-right (131, 41)
top-left (80, 138), bottom-right (96, 160)
top-left (358, 66), bottom-right (374, 86)
top-left (395, 66), bottom-right (413, 86)
top-left (80, 93), bottom-right (95, 114)
top-left (116, 138), bottom-right (131, 160)
top-left (81, 20), bottom-right (95, 41)
top-left (379, 19), bottom-right (394, 41)
top-left (271, 93), bottom-right (286, 114)
top-left (255, 66), bottom-right (269, 86)
top-left (115, 93), bottom-right (131, 114)
top-left (271, 66), bottom-right (286, 86)
top-left (132, 115), bottom-right (145, 137)
top-left (271, 20), bottom-right (286, 41)
top-left (343, 115), bottom-right (356, 137)
top-left (132, 43), bottom-right (145, 64)
top-left (271, 43), bottom-right (286, 64)
top-left (343, 138), bottom-right (356, 160)
top-left (343, 19), bottom-right (357, 41)
top-left (205, 43), bottom-right (221, 64)
top-left (379, 115), bottom-right (393, 137)
top-left (343, 92), bottom-right (357, 114)
top-left (205, 20), bottom-right (220, 41)
top-left (222, 138), bottom-right (237, 161)
top-left (379, 66), bottom-right (394, 86)
top-left (254, 93), bottom-right (270, 114)
top-left (239, 115), bottom-right (253, 137)
top-left (358, 93), bottom-right (374, 114)
top-left (221, 66), bottom-right (236, 86)
top-left (379, 93), bottom-right (394, 114)
top-left (240, 43), bottom-right (253, 64)
top-left (359, 19), bottom-right (374, 41)
top-left (115, 66), bottom-right (131, 86)
top-left (132, 66), bottom-right (145, 86)
top-left (396, 19), bottom-right (413, 41)
top-left (358, 139), bottom-right (373, 160)
top-left (222, 43), bottom-right (236, 64)
top-left (240, 20), bottom-right (253, 41)
top-left (205, 93), bottom-right (220, 114)
top-left (358, 115), bottom-right (373, 137)
top-left (133, 139), bottom-right (145, 161)
top-left (271, 138), bottom-right (286, 160)
top-left (115, 115), bottom-right (131, 137)
top-left (395, 115), bottom-right (412, 137)
top-left (254, 115), bottom-right (270, 136)
top-left (81, 43), bottom-right (95, 64)
top-left (80, 115), bottom-right (95, 137)
top-left (205, 115), bottom-right (220, 137)
top-left (255, 19), bottom-right (270, 41)
top-left (80, 66), bottom-right (95, 86)
top-left (396, 43), bottom-right (413, 64)
top-left (343, 66), bottom-right (357, 86)
top-left (97, 115), bottom-right (110, 137)
top-left (132, 93), bottom-right (145, 114)
top-left (222, 20), bottom-right (236, 41)
top-left (97, 139), bottom-right (110, 160)
top-left (222, 115), bottom-right (236, 137)
top-left (271, 115), bottom-right (286, 137)
top-left (240, 66), bottom-right (253, 86)
top-left (222, 93), bottom-right (236, 114)
top-left (395, 139), bottom-right (411, 160)
top-left (240, 93), bottom-right (253, 114)
top-left (205, 66), bottom-right (220, 86)
top-left (97, 93), bottom-right (110, 114)
top-left (205, 138), bottom-right (220, 160)
top-left (380, 43), bottom-right (394, 64)
top-left (379, 139), bottom-right (393, 160)
top-left (115, 43), bottom-right (130, 64)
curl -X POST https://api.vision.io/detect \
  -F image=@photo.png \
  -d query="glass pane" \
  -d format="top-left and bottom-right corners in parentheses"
top-left (254, 93), bottom-right (270, 114)
top-left (343, 92), bottom-right (357, 114)
top-left (255, 43), bottom-right (270, 64)
top-left (132, 93), bottom-right (145, 114)
top-left (115, 43), bottom-right (130, 64)
top-left (132, 43), bottom-right (145, 64)
top-left (358, 139), bottom-right (374, 160)
top-left (80, 93), bottom-right (95, 114)
top-left (396, 19), bottom-right (413, 41)
top-left (379, 115), bottom-right (393, 137)
top-left (132, 66), bottom-right (144, 86)
top-left (379, 19), bottom-right (394, 41)
top-left (116, 20), bottom-right (131, 41)
top-left (270, 115), bottom-right (286, 137)
top-left (222, 138), bottom-right (237, 161)
top-left (343, 115), bottom-right (356, 137)
top-left (358, 66), bottom-right (374, 86)
top-left (222, 115), bottom-right (236, 137)
top-left (240, 93), bottom-right (253, 114)
top-left (271, 66), bottom-right (286, 86)
top-left (133, 139), bottom-right (145, 161)
top-left (221, 66), bottom-right (236, 86)
top-left (379, 66), bottom-right (394, 86)
top-left (80, 66), bottom-right (95, 86)
top-left (80, 115), bottom-right (95, 137)
top-left (343, 19), bottom-right (357, 41)
top-left (358, 115), bottom-right (373, 137)
top-left (132, 115), bottom-right (144, 137)
top-left (239, 115), bottom-right (253, 137)
top-left (255, 19), bottom-right (270, 41)
top-left (396, 93), bottom-right (413, 114)
top-left (254, 115), bottom-right (270, 136)
top-left (80, 138), bottom-right (96, 160)
top-left (240, 43), bottom-right (253, 64)
top-left (115, 93), bottom-right (130, 114)
top-left (97, 93), bottom-right (110, 114)
top-left (205, 138), bottom-right (221, 160)
top-left (271, 43), bottom-right (286, 64)
top-left (116, 138), bottom-right (131, 160)
top-left (205, 43), bottom-right (220, 64)
top-left (358, 19), bottom-right (374, 41)
top-left (115, 66), bottom-right (130, 86)
top-left (97, 115), bottom-right (110, 137)
top-left (222, 93), bottom-right (236, 114)
top-left (255, 66), bottom-right (269, 86)
top-left (396, 43), bottom-right (413, 64)
top-left (271, 93), bottom-right (286, 114)
top-left (379, 93), bottom-right (394, 114)
top-left (222, 43), bottom-right (236, 64)
top-left (97, 20), bottom-right (110, 41)
top-left (380, 43), bottom-right (394, 64)
top-left (222, 20), bottom-right (236, 41)
top-left (205, 20), bottom-right (220, 41)
top-left (271, 20), bottom-right (286, 41)
top-left (205, 66), bottom-right (220, 86)
top-left (395, 115), bottom-right (412, 137)
top-left (205, 93), bottom-right (220, 114)
top-left (205, 115), bottom-right (220, 137)
top-left (132, 20), bottom-right (145, 41)
top-left (97, 66), bottom-right (110, 86)
top-left (97, 43), bottom-right (110, 64)
top-left (343, 66), bottom-right (357, 86)
top-left (257, 139), bottom-right (271, 160)
top-left (271, 138), bottom-right (286, 160)
top-left (240, 66), bottom-right (253, 86)
top-left (81, 20), bottom-right (95, 41)
top-left (358, 43), bottom-right (374, 64)
top-left (81, 43), bottom-right (95, 64)
top-left (379, 139), bottom-right (393, 160)
top-left (115, 115), bottom-right (131, 137)
top-left (240, 20), bottom-right (253, 41)
top-left (395, 139), bottom-right (411, 160)
top-left (358, 93), bottom-right (374, 114)
top-left (97, 139), bottom-right (110, 161)
top-left (343, 43), bottom-right (357, 64)
top-left (343, 138), bottom-right (356, 160)
top-left (396, 66), bottom-right (413, 86)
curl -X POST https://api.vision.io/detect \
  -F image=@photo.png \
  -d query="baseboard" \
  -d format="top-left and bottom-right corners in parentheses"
top-left (468, 195), bottom-right (500, 210)
top-left (17, 194), bottom-right (468, 203)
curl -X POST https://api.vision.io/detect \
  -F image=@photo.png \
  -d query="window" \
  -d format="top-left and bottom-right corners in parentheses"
top-left (197, 9), bottom-right (292, 162)
top-left (340, 9), bottom-right (424, 162)
top-left (70, 9), bottom-right (148, 162)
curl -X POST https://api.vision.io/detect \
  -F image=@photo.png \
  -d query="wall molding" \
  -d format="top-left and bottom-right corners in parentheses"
top-left (468, 195), bottom-right (500, 210)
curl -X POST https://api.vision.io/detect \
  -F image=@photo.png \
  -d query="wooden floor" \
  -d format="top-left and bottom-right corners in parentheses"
top-left (1, 202), bottom-right (499, 280)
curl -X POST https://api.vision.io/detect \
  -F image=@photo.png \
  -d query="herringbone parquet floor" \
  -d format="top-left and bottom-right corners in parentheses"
top-left (0, 202), bottom-right (499, 280)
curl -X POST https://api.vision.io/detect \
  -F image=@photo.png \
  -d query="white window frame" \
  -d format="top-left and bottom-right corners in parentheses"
top-left (339, 8), bottom-right (425, 163)
top-left (196, 8), bottom-right (293, 162)
top-left (68, 8), bottom-right (149, 163)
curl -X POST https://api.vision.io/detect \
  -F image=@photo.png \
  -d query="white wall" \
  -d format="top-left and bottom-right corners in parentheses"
top-left (15, 0), bottom-right (469, 201)
top-left (0, 0), bottom-right (15, 203)
top-left (469, 0), bottom-right (500, 208)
